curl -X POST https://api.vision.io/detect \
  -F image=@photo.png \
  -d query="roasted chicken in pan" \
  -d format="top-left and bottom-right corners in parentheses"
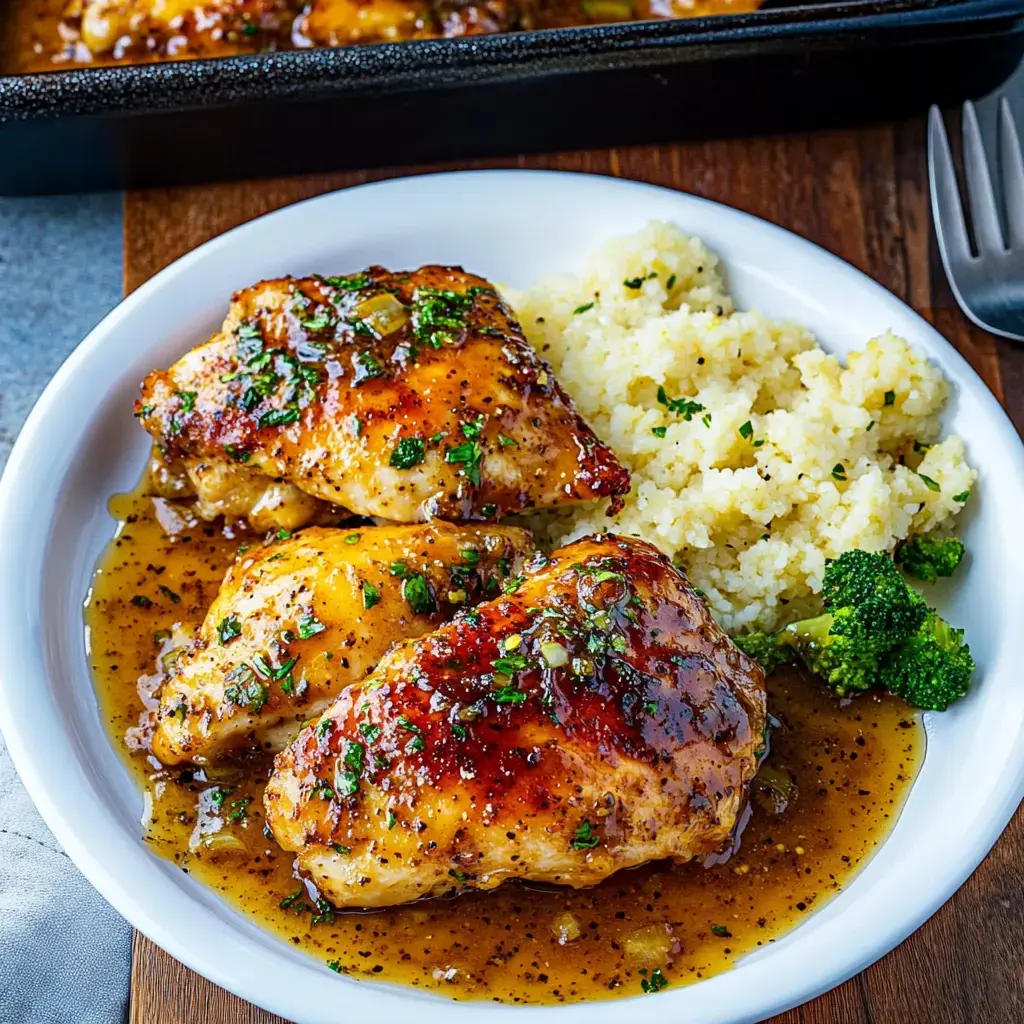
top-left (137, 266), bottom-right (629, 527)
top-left (264, 534), bottom-right (766, 908)
top-left (152, 522), bottom-right (533, 765)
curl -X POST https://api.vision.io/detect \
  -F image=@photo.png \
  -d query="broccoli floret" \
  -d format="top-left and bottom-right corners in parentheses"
top-left (731, 548), bottom-right (972, 710)
top-left (733, 631), bottom-right (792, 674)
top-left (880, 610), bottom-right (975, 711)
top-left (820, 549), bottom-right (927, 647)
top-left (780, 610), bottom-right (880, 696)
top-left (894, 535), bottom-right (966, 584)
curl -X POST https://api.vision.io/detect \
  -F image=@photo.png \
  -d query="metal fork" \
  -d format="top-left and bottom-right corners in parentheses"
top-left (929, 99), bottom-right (1024, 341)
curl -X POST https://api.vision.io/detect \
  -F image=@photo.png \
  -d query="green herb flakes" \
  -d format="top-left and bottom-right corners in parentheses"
top-left (218, 615), bottom-right (242, 645)
top-left (390, 436), bottom-right (426, 469)
top-left (570, 820), bottom-right (600, 850)
top-left (362, 581), bottom-right (380, 609)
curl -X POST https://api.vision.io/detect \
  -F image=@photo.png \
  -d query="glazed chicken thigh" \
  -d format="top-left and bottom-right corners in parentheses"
top-left (264, 534), bottom-right (766, 908)
top-left (152, 522), bottom-right (533, 765)
top-left (137, 266), bottom-right (629, 528)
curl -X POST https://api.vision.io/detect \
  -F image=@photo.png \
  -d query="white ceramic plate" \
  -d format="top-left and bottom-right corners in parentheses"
top-left (2, 170), bottom-right (1023, 1024)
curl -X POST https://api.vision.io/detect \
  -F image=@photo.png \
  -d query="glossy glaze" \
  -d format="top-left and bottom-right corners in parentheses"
top-left (86, 488), bottom-right (923, 1003)
top-left (265, 534), bottom-right (766, 906)
top-left (137, 267), bottom-right (630, 525)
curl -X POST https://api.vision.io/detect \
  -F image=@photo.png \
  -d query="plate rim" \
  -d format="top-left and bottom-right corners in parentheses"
top-left (2, 168), bottom-right (1024, 1024)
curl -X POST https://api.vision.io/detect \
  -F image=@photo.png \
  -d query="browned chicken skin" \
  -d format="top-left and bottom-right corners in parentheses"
top-left (137, 266), bottom-right (629, 527)
top-left (264, 534), bottom-right (766, 908)
top-left (153, 522), bottom-right (534, 765)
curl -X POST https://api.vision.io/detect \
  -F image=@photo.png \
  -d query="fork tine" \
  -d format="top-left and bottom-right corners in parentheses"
top-left (928, 106), bottom-right (973, 268)
top-left (999, 97), bottom-right (1024, 249)
top-left (962, 100), bottom-right (1006, 254)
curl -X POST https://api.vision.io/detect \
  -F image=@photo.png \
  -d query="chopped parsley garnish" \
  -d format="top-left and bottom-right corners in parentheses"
top-left (460, 548), bottom-right (480, 568)
top-left (652, 426), bottom-right (667, 439)
top-left (953, 489), bottom-right (971, 503)
top-left (218, 615), bottom-right (242, 645)
top-left (298, 613), bottom-right (326, 639)
top-left (316, 719), bottom-right (332, 741)
top-left (402, 574), bottom-right (435, 615)
top-left (311, 898), bottom-right (336, 926)
top-left (174, 390), bottom-right (197, 413)
top-left (451, 722), bottom-right (468, 740)
top-left (666, 274), bottom-right (677, 289)
top-left (224, 444), bottom-right (250, 463)
top-left (390, 561), bottom-right (408, 577)
top-left (738, 420), bottom-right (754, 440)
top-left (209, 787), bottom-right (233, 808)
top-left (386, 810), bottom-right (397, 830)
top-left (411, 287), bottom-right (480, 348)
top-left (332, 844), bottom-right (350, 855)
top-left (279, 888), bottom-right (305, 909)
top-left (406, 735), bottom-right (426, 753)
top-left (311, 780), bottom-right (335, 800)
top-left (358, 722), bottom-right (381, 742)
top-left (460, 415), bottom-right (486, 441)
top-left (344, 533), bottom-right (361, 544)
top-left (480, 503), bottom-right (497, 517)
top-left (644, 700), bottom-right (659, 715)
top-left (258, 407), bottom-right (300, 429)
top-left (131, 595), bottom-right (152, 608)
top-left (390, 436), bottom-right (426, 469)
top-left (492, 653), bottom-right (528, 675)
top-left (158, 585), bottom-right (181, 604)
top-left (498, 434), bottom-right (518, 447)
top-left (884, 390), bottom-right (896, 406)
top-left (398, 716), bottom-right (421, 733)
top-left (224, 679), bottom-right (268, 712)
top-left (831, 463), bottom-right (847, 482)
top-left (273, 656), bottom-right (298, 682)
top-left (325, 273), bottom-right (371, 291)
top-left (503, 575), bottom-right (525, 594)
top-left (657, 386), bottom-right (703, 421)
top-left (353, 350), bottom-right (384, 383)
top-left (448, 868), bottom-right (469, 882)
top-left (573, 302), bottom-right (595, 315)
top-left (327, 960), bottom-right (343, 973)
top-left (710, 924), bottom-right (732, 938)
top-left (701, 413), bottom-right (712, 428)
top-left (299, 311), bottom-right (334, 331)
top-left (623, 272), bottom-right (657, 289)
top-left (570, 820), bottom-right (600, 850)
top-left (641, 968), bottom-right (668, 994)
top-left (445, 440), bottom-right (483, 486)
top-left (490, 683), bottom-right (528, 704)
top-left (918, 473), bottom-right (941, 492)
top-left (276, 528), bottom-right (292, 540)
top-left (334, 741), bottom-right (365, 797)
top-left (227, 796), bottom-right (251, 822)
top-left (362, 581), bottom-right (380, 609)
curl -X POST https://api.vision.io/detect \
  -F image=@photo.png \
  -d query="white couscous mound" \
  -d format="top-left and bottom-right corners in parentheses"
top-left (508, 222), bottom-right (976, 633)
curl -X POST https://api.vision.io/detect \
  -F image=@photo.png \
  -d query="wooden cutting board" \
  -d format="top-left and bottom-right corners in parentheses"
top-left (124, 121), bottom-right (1024, 1024)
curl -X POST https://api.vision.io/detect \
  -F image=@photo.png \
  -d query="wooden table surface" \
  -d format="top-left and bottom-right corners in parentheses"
top-left (124, 119), bottom-right (1024, 1024)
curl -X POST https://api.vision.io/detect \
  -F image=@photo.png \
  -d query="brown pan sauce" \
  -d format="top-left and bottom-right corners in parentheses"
top-left (85, 487), bottom-right (922, 1004)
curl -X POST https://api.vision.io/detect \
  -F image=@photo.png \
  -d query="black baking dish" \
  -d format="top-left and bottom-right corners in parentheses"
top-left (0, 0), bottom-right (1021, 195)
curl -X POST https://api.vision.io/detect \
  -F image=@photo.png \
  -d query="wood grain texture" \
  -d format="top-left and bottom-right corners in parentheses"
top-left (125, 123), bottom-right (1024, 1024)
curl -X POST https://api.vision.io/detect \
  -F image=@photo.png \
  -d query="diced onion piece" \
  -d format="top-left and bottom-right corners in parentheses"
top-left (751, 765), bottom-right (797, 816)
top-left (622, 924), bottom-right (672, 966)
top-left (200, 831), bottom-right (249, 855)
top-left (551, 911), bottom-right (582, 945)
top-left (581, 0), bottom-right (634, 17)
top-left (357, 293), bottom-right (409, 336)
top-left (540, 642), bottom-right (569, 668)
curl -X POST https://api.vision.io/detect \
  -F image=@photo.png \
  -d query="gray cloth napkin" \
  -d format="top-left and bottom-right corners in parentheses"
top-left (0, 191), bottom-right (130, 1024)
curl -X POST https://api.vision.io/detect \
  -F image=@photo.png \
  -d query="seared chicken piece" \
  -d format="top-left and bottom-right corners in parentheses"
top-left (264, 534), bottom-right (766, 908)
top-left (152, 522), bottom-right (533, 765)
top-left (136, 266), bottom-right (629, 527)
top-left (147, 445), bottom-right (328, 532)
top-left (67, 0), bottom-right (294, 58)
top-left (298, 0), bottom-right (511, 44)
